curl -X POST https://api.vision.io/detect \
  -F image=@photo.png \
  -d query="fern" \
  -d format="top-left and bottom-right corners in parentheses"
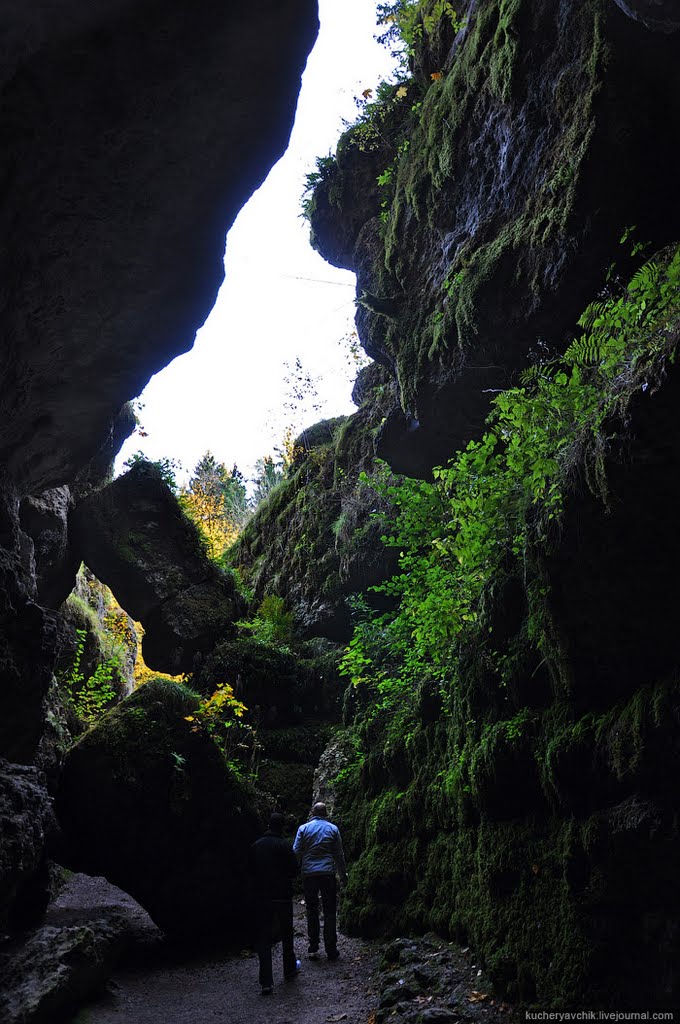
top-left (577, 299), bottom-right (610, 333)
top-left (519, 365), bottom-right (551, 386)
top-left (628, 259), bottom-right (660, 297)
top-left (563, 333), bottom-right (604, 366)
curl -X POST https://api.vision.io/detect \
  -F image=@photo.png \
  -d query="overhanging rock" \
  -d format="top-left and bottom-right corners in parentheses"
top-left (70, 461), bottom-right (246, 675)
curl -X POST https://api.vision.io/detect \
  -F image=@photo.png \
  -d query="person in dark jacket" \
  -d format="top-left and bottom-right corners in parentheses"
top-left (250, 811), bottom-right (301, 995)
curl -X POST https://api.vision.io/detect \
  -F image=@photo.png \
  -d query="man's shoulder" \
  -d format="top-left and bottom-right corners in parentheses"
top-left (255, 833), bottom-right (292, 849)
top-left (313, 818), bottom-right (339, 836)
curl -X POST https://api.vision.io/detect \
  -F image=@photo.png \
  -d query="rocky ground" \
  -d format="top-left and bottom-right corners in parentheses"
top-left (1, 873), bottom-right (518, 1024)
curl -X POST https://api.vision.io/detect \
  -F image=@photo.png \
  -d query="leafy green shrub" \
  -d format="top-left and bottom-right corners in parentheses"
top-left (377, 0), bottom-right (464, 66)
top-left (238, 595), bottom-right (295, 649)
top-left (184, 682), bottom-right (252, 778)
top-left (341, 247), bottom-right (680, 722)
top-left (63, 628), bottom-right (118, 726)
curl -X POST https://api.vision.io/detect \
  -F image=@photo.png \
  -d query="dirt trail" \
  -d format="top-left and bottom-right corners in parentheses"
top-left (68, 881), bottom-right (380, 1024)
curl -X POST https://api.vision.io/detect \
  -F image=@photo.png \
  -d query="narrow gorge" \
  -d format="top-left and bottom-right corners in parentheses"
top-left (1, 1), bottom-right (679, 1021)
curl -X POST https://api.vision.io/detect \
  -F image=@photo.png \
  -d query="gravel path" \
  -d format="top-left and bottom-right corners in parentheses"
top-left (69, 893), bottom-right (380, 1024)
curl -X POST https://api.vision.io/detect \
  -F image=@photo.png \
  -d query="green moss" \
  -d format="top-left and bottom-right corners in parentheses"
top-left (261, 723), bottom-right (338, 765)
top-left (368, 0), bottom-right (607, 409)
top-left (256, 759), bottom-right (314, 823)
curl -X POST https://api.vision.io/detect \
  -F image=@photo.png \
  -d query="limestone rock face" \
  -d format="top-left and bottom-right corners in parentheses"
top-left (0, 483), bottom-right (60, 764)
top-left (71, 462), bottom-right (246, 675)
top-left (55, 679), bottom-right (261, 940)
top-left (233, 391), bottom-right (399, 642)
top-left (0, 0), bottom-right (318, 496)
top-left (0, 0), bottom-right (318, 952)
top-left (309, 0), bottom-right (680, 475)
top-left (0, 760), bottom-right (55, 932)
top-left (0, 918), bottom-right (127, 1024)
top-left (0, 872), bottom-right (161, 1024)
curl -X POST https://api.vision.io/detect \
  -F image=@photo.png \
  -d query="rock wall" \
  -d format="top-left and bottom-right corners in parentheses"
top-left (333, 347), bottom-right (680, 1006)
top-left (0, 0), bottom-right (318, 495)
top-left (266, 0), bottom-right (680, 1008)
top-left (308, 0), bottom-right (680, 475)
top-left (233, 369), bottom-right (399, 641)
top-left (0, 0), bottom-right (318, 944)
top-left (0, 0), bottom-right (317, 758)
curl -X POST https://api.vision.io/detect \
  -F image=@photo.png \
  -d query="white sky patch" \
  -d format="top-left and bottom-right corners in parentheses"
top-left (116, 0), bottom-right (395, 488)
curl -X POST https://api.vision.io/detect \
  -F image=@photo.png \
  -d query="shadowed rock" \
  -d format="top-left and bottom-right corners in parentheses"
top-left (71, 461), bottom-right (246, 675)
top-left (0, 0), bottom-right (319, 496)
top-left (611, 0), bottom-right (680, 32)
top-left (20, 487), bottom-right (79, 610)
top-left (0, 760), bottom-right (55, 933)
top-left (55, 679), bottom-right (261, 940)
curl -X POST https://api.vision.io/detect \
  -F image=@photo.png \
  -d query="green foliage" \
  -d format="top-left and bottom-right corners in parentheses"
top-left (238, 594), bottom-right (295, 650)
top-left (333, 747), bottom-right (366, 789)
top-left (179, 451), bottom-right (250, 560)
top-left (251, 454), bottom-right (285, 507)
top-left (122, 451), bottom-right (182, 492)
top-left (63, 628), bottom-right (118, 726)
top-left (377, 0), bottom-right (464, 66)
top-left (184, 682), bottom-right (251, 776)
top-left (301, 154), bottom-right (337, 219)
top-left (345, 80), bottom-right (412, 155)
top-left (341, 248), bottom-right (680, 715)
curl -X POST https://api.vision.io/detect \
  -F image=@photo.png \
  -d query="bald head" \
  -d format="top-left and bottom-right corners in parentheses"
top-left (312, 802), bottom-right (328, 818)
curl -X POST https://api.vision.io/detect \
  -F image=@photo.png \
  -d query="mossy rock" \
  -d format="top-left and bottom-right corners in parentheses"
top-left (55, 679), bottom-right (260, 941)
top-left (256, 759), bottom-right (314, 826)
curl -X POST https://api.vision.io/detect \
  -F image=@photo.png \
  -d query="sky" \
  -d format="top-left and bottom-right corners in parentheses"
top-left (116, 0), bottom-right (396, 488)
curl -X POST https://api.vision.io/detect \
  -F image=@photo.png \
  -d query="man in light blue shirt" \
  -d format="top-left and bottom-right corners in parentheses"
top-left (293, 802), bottom-right (347, 961)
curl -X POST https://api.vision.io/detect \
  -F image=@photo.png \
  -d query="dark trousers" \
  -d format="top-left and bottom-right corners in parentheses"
top-left (256, 898), bottom-right (295, 987)
top-left (303, 873), bottom-right (337, 953)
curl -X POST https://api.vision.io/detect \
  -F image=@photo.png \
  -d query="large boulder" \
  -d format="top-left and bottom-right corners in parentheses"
top-left (0, 917), bottom-right (129, 1024)
top-left (55, 679), bottom-right (261, 940)
top-left (71, 461), bottom-right (246, 674)
top-left (0, 0), bottom-right (318, 496)
top-left (0, 873), bottom-right (161, 1024)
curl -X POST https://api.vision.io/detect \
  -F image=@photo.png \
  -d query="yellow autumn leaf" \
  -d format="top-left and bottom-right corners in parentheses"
top-left (469, 991), bottom-right (489, 1003)
top-left (184, 715), bottom-right (195, 722)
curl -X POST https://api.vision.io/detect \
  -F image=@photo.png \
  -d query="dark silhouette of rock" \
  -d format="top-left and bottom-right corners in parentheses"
top-left (20, 486), bottom-right (79, 610)
top-left (0, 760), bottom-right (55, 933)
top-left (55, 679), bottom-right (261, 940)
top-left (612, 0), bottom-right (680, 32)
top-left (0, 483), bottom-right (60, 764)
top-left (71, 461), bottom-right (246, 675)
top-left (0, 0), bottom-right (318, 766)
top-left (0, 0), bottom-right (318, 496)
